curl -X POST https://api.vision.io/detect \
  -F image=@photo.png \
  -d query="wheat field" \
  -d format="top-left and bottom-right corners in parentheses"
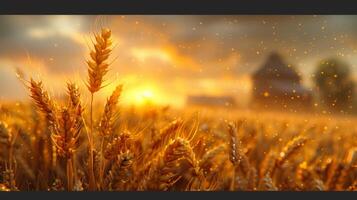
top-left (0, 28), bottom-right (356, 191)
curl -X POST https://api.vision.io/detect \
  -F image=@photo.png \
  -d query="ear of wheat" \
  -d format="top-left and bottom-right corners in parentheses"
top-left (260, 151), bottom-right (277, 178)
top-left (87, 28), bottom-right (113, 94)
top-left (104, 131), bottom-right (132, 160)
top-left (227, 122), bottom-right (239, 165)
top-left (227, 121), bottom-right (251, 190)
top-left (151, 119), bottom-right (183, 150)
top-left (140, 137), bottom-right (201, 191)
top-left (103, 150), bottom-right (134, 190)
top-left (29, 79), bottom-right (58, 131)
top-left (199, 144), bottom-right (225, 170)
top-left (99, 84), bottom-right (123, 138)
top-left (66, 82), bottom-right (84, 126)
top-left (277, 136), bottom-right (307, 166)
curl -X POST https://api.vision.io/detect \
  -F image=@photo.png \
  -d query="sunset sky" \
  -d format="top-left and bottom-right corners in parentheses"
top-left (1, 15), bottom-right (357, 107)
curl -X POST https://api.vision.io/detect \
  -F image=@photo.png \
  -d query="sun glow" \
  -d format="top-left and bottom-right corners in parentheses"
top-left (135, 89), bottom-right (154, 104)
top-left (123, 85), bottom-right (163, 107)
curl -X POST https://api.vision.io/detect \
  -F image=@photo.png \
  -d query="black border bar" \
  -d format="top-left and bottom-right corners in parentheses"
top-left (2, 0), bottom-right (357, 14)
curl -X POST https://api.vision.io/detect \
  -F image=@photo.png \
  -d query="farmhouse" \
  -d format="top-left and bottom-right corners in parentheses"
top-left (251, 52), bottom-right (312, 110)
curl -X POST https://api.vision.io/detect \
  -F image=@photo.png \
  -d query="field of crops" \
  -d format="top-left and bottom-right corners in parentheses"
top-left (0, 28), bottom-right (356, 191)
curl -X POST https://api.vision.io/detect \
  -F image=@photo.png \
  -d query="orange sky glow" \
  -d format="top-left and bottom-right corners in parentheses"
top-left (1, 15), bottom-right (357, 108)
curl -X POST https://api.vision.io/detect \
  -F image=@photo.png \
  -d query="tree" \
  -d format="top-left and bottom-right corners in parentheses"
top-left (314, 58), bottom-right (355, 113)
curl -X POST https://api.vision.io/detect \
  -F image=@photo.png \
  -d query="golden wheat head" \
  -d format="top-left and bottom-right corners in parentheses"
top-left (87, 28), bottom-right (113, 94)
top-left (99, 84), bottom-right (123, 137)
top-left (29, 78), bottom-right (57, 128)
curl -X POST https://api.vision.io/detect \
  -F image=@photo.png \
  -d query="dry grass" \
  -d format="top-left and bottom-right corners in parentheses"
top-left (0, 28), bottom-right (356, 191)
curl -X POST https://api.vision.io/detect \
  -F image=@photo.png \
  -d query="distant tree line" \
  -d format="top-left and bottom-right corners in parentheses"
top-left (313, 58), bottom-right (355, 114)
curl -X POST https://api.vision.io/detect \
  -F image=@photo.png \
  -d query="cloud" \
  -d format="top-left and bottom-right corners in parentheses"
top-left (0, 16), bottom-right (95, 75)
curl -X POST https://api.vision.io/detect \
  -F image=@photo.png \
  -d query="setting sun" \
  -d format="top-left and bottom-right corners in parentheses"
top-left (134, 89), bottom-right (155, 105)
top-left (123, 85), bottom-right (163, 106)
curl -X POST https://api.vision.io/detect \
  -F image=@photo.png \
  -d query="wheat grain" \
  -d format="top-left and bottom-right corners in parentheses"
top-left (87, 28), bottom-right (113, 94)
top-left (99, 84), bottom-right (123, 137)
top-left (29, 79), bottom-right (58, 130)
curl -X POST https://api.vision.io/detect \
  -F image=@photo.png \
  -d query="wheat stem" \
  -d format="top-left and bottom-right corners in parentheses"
top-left (66, 158), bottom-right (74, 191)
top-left (88, 93), bottom-right (96, 191)
top-left (99, 136), bottom-right (105, 189)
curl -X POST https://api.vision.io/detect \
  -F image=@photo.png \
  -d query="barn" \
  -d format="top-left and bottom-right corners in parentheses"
top-left (251, 52), bottom-right (313, 110)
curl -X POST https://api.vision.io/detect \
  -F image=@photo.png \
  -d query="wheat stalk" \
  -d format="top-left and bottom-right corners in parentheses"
top-left (277, 136), bottom-right (307, 166)
top-left (258, 173), bottom-right (278, 191)
top-left (151, 119), bottom-right (184, 150)
top-left (51, 107), bottom-right (81, 191)
top-left (227, 121), bottom-right (249, 190)
top-left (0, 122), bottom-right (18, 190)
top-left (97, 84), bottom-right (123, 187)
top-left (140, 137), bottom-right (201, 191)
top-left (247, 167), bottom-right (258, 191)
top-left (103, 150), bottom-right (133, 191)
top-left (85, 28), bottom-right (113, 191)
top-left (199, 144), bottom-right (225, 170)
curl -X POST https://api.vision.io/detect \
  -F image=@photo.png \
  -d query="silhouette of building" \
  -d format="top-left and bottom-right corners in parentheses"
top-left (251, 52), bottom-right (312, 110)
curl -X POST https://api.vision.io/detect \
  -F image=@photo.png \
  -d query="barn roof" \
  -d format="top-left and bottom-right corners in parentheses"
top-left (252, 52), bottom-right (301, 81)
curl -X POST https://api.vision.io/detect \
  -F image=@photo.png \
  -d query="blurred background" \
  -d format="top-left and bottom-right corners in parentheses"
top-left (1, 15), bottom-right (357, 115)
